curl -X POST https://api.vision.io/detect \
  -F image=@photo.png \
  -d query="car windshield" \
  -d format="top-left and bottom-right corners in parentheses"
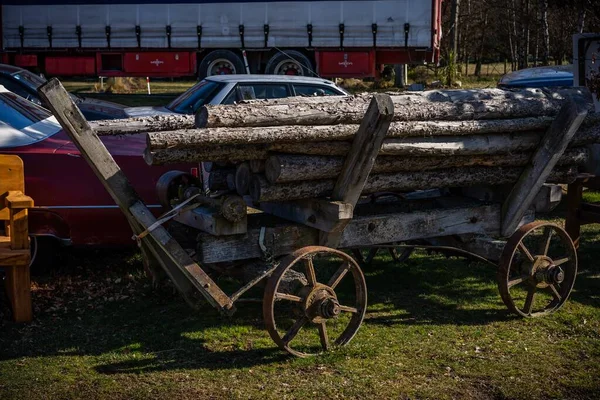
top-left (0, 91), bottom-right (53, 129)
top-left (166, 80), bottom-right (224, 114)
top-left (0, 91), bottom-right (60, 148)
top-left (11, 69), bottom-right (47, 90)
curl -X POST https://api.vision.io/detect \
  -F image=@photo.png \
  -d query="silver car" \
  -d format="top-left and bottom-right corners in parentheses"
top-left (125, 74), bottom-right (348, 118)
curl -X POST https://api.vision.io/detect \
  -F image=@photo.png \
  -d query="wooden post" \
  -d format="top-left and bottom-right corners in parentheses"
top-left (37, 78), bottom-right (234, 313)
top-left (321, 94), bottom-right (394, 246)
top-left (501, 99), bottom-right (588, 237)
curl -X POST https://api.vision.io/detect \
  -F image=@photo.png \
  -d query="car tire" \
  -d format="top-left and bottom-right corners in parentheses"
top-left (265, 51), bottom-right (313, 76)
top-left (198, 50), bottom-right (245, 78)
top-left (29, 236), bottom-right (61, 275)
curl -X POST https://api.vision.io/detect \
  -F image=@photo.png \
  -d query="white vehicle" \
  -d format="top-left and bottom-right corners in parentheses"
top-left (125, 74), bottom-right (349, 117)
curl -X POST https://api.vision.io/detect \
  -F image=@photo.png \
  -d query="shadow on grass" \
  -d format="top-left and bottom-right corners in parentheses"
top-left (1, 223), bottom-right (599, 372)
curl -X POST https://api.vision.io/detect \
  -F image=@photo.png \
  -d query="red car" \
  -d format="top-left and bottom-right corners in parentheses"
top-left (0, 86), bottom-right (195, 266)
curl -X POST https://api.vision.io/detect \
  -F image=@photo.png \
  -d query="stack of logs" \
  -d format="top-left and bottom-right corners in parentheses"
top-left (92, 88), bottom-right (600, 204)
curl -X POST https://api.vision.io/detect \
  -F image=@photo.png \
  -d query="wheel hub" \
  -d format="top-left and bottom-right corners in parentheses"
top-left (319, 298), bottom-right (341, 319)
top-left (528, 256), bottom-right (565, 287)
top-left (301, 284), bottom-right (340, 323)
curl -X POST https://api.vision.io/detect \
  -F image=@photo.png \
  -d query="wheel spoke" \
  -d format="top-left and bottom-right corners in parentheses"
top-left (523, 286), bottom-right (536, 315)
top-left (508, 275), bottom-right (529, 288)
top-left (548, 284), bottom-right (562, 302)
top-left (339, 305), bottom-right (358, 314)
top-left (274, 292), bottom-right (302, 302)
top-left (282, 316), bottom-right (308, 345)
top-left (304, 256), bottom-right (317, 287)
top-left (539, 227), bottom-right (553, 256)
top-left (553, 257), bottom-right (570, 267)
top-left (518, 242), bottom-right (535, 262)
top-left (318, 322), bottom-right (329, 351)
top-left (327, 262), bottom-right (350, 289)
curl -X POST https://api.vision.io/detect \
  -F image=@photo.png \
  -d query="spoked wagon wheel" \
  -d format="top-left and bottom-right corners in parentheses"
top-left (263, 246), bottom-right (367, 357)
top-left (498, 221), bottom-right (577, 318)
top-left (351, 248), bottom-right (378, 266)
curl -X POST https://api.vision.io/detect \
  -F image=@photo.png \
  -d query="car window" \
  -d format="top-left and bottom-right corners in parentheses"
top-left (0, 76), bottom-right (41, 105)
top-left (0, 91), bottom-right (52, 130)
top-left (11, 69), bottom-right (47, 90)
top-left (166, 80), bottom-right (225, 114)
top-left (238, 84), bottom-right (290, 100)
top-left (221, 88), bottom-right (238, 105)
top-left (293, 84), bottom-right (341, 97)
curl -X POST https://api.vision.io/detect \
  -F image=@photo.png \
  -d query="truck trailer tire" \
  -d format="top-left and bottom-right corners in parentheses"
top-left (265, 51), bottom-right (313, 76)
top-left (198, 50), bottom-right (245, 78)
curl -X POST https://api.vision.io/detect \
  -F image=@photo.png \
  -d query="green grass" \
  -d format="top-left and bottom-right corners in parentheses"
top-left (1, 217), bottom-right (599, 399)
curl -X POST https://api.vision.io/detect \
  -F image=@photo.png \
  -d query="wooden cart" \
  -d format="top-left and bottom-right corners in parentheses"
top-left (38, 79), bottom-right (592, 357)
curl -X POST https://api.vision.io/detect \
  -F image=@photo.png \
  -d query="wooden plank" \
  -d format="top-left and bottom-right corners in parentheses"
top-left (339, 204), bottom-right (502, 248)
top-left (0, 155), bottom-right (25, 221)
top-left (322, 94), bottom-right (394, 247)
top-left (197, 222), bottom-right (318, 264)
top-left (3, 264), bottom-right (32, 322)
top-left (37, 78), bottom-right (233, 312)
top-left (501, 99), bottom-right (588, 237)
top-left (9, 208), bottom-right (29, 250)
top-left (173, 206), bottom-right (247, 236)
top-left (259, 200), bottom-right (353, 232)
top-left (5, 191), bottom-right (34, 209)
top-left (197, 204), bottom-right (504, 264)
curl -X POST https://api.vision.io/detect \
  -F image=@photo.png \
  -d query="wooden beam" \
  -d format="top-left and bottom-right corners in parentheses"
top-left (37, 78), bottom-right (234, 313)
top-left (259, 200), bottom-right (353, 232)
top-left (174, 206), bottom-right (247, 236)
top-left (321, 94), bottom-right (394, 246)
top-left (197, 204), bottom-right (505, 264)
top-left (501, 99), bottom-right (588, 237)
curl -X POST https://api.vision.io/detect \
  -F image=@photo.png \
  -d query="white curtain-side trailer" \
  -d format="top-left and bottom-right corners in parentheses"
top-left (1, 0), bottom-right (442, 78)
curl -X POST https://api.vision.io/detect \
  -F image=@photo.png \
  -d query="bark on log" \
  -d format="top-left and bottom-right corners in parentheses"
top-left (251, 167), bottom-right (578, 202)
top-left (265, 148), bottom-right (589, 183)
top-left (379, 132), bottom-right (542, 156)
top-left (235, 162), bottom-right (252, 196)
top-left (148, 118), bottom-right (553, 149)
top-left (207, 169), bottom-right (233, 191)
top-left (91, 114), bottom-right (195, 135)
top-left (269, 142), bottom-right (351, 156)
top-left (144, 145), bottom-right (269, 165)
top-left (196, 88), bottom-right (592, 128)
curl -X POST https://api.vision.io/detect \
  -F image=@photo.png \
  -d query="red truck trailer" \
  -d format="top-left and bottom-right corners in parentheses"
top-left (1, 0), bottom-right (442, 79)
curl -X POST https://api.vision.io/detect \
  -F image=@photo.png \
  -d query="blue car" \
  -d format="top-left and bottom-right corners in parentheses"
top-left (498, 65), bottom-right (573, 88)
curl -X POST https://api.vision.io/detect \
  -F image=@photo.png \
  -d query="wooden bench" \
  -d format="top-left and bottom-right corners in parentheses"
top-left (0, 155), bottom-right (34, 322)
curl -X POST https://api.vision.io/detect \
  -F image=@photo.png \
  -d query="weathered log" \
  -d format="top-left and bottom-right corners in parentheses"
top-left (196, 88), bottom-right (592, 128)
top-left (251, 167), bottom-right (578, 202)
top-left (226, 173), bottom-right (236, 191)
top-left (91, 114), bottom-right (195, 135)
top-left (269, 142), bottom-right (351, 156)
top-left (148, 118), bottom-right (556, 149)
top-left (265, 148), bottom-right (589, 183)
top-left (144, 144), bottom-right (269, 165)
top-left (379, 132), bottom-right (542, 156)
top-left (249, 159), bottom-right (266, 173)
top-left (207, 168), bottom-right (233, 191)
top-left (235, 162), bottom-right (252, 196)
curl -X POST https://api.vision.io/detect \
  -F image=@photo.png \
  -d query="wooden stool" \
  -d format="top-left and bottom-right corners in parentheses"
top-left (0, 155), bottom-right (34, 322)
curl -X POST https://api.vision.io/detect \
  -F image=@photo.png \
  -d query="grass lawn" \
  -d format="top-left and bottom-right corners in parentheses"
top-left (1, 214), bottom-right (599, 399)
